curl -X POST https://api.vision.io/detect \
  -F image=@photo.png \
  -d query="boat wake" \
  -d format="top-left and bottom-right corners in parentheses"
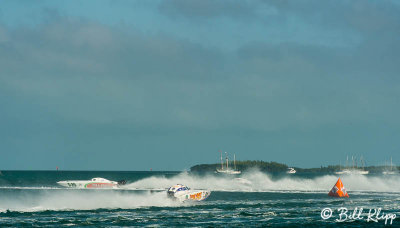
top-left (124, 171), bottom-right (400, 193)
top-left (0, 190), bottom-right (181, 213)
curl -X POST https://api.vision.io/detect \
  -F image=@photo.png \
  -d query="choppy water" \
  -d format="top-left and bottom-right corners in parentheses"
top-left (1, 171), bottom-right (400, 227)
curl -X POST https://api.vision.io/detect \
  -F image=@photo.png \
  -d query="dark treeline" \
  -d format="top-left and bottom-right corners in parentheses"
top-left (190, 161), bottom-right (399, 174)
top-left (191, 160), bottom-right (288, 173)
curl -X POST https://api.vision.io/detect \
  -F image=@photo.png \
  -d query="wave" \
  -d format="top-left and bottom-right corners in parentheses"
top-left (123, 171), bottom-right (400, 193)
top-left (2, 171), bottom-right (400, 213)
top-left (0, 190), bottom-right (181, 213)
top-left (0, 186), bottom-right (64, 190)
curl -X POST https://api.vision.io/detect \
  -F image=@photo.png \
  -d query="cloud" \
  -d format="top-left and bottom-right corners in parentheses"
top-left (158, 0), bottom-right (400, 44)
top-left (158, 0), bottom-right (259, 20)
top-left (271, 0), bottom-right (400, 33)
top-left (1, 3), bottom-right (400, 134)
top-left (0, 16), bottom-right (226, 128)
top-left (159, 0), bottom-right (400, 33)
top-left (1, 2), bottom-right (400, 169)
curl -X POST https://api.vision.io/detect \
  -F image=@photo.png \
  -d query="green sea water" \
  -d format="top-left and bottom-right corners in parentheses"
top-left (1, 171), bottom-right (399, 227)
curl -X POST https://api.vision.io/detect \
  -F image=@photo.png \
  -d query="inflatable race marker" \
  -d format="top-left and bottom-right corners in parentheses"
top-left (328, 178), bottom-right (349, 197)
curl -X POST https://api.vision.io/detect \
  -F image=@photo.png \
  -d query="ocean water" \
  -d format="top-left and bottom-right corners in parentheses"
top-left (1, 171), bottom-right (400, 227)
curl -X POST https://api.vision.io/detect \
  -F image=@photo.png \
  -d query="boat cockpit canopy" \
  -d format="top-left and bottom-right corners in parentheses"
top-left (168, 184), bottom-right (190, 192)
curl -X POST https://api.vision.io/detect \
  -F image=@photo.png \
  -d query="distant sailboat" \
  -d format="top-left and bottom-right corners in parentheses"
top-left (383, 157), bottom-right (397, 175)
top-left (215, 151), bottom-right (241, 175)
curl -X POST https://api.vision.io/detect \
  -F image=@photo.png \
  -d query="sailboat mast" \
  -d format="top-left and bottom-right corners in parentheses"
top-left (220, 150), bottom-right (223, 170)
top-left (225, 152), bottom-right (229, 170)
top-left (234, 154), bottom-right (236, 171)
top-left (361, 156), bottom-right (364, 170)
top-left (355, 156), bottom-right (358, 168)
top-left (391, 157), bottom-right (393, 171)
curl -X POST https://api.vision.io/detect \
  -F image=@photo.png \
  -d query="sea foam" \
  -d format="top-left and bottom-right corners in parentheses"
top-left (124, 171), bottom-right (400, 193)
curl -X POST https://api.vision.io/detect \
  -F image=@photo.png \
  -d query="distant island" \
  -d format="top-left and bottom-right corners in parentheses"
top-left (190, 160), bottom-right (398, 174)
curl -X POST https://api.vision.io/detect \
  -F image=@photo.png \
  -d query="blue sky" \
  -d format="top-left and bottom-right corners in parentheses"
top-left (1, 0), bottom-right (400, 170)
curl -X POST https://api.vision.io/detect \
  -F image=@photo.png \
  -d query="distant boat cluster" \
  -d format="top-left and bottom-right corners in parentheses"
top-left (215, 151), bottom-right (297, 175)
top-left (189, 152), bottom-right (399, 175)
top-left (335, 156), bottom-right (398, 175)
top-left (335, 155), bottom-right (369, 175)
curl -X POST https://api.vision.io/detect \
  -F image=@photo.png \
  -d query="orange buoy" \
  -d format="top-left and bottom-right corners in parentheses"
top-left (328, 178), bottom-right (349, 197)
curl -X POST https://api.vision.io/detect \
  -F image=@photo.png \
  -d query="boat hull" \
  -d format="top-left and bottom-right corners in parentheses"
top-left (215, 169), bottom-right (241, 175)
top-left (335, 169), bottom-right (369, 175)
top-left (383, 171), bottom-right (397, 175)
top-left (172, 190), bottom-right (211, 202)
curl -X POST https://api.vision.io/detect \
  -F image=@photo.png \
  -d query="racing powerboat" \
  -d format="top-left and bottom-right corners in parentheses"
top-left (167, 184), bottom-right (211, 202)
top-left (57, 177), bottom-right (126, 189)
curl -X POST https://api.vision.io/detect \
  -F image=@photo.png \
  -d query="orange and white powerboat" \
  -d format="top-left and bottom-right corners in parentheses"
top-left (167, 184), bottom-right (211, 202)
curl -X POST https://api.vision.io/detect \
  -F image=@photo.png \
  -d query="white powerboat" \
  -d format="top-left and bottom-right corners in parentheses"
top-left (167, 184), bottom-right (211, 202)
top-left (57, 177), bottom-right (126, 189)
top-left (287, 167), bottom-right (296, 174)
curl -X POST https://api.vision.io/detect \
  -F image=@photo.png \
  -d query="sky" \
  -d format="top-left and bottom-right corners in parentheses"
top-left (1, 0), bottom-right (400, 170)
